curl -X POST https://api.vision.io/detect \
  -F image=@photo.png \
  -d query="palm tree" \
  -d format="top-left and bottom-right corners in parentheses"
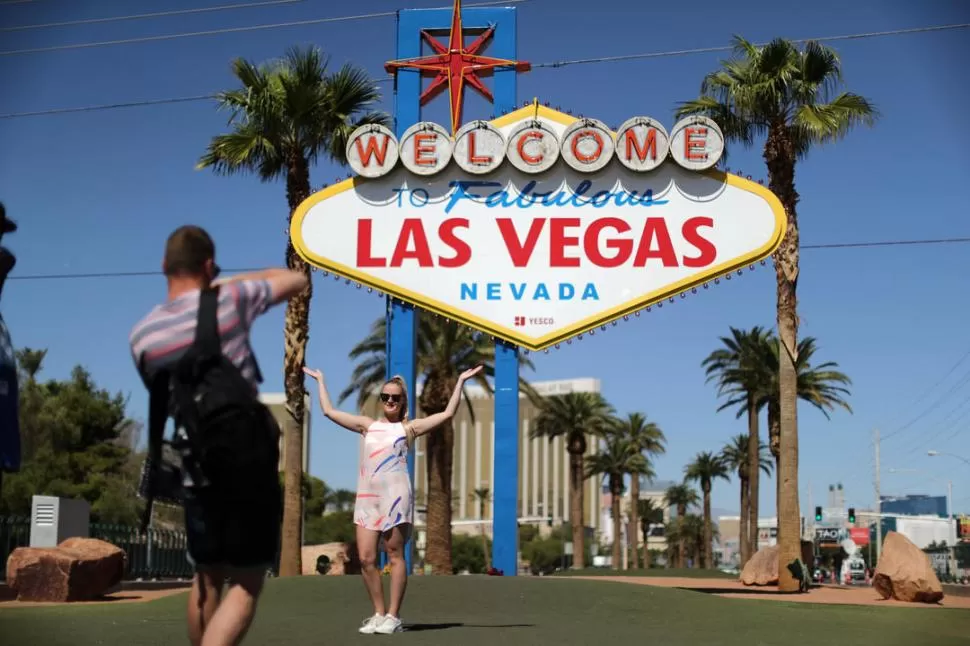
top-left (665, 514), bottom-right (712, 568)
top-left (684, 452), bottom-right (730, 569)
top-left (702, 326), bottom-right (773, 566)
top-left (339, 315), bottom-right (538, 574)
top-left (720, 433), bottom-right (773, 561)
top-left (472, 487), bottom-right (492, 570)
top-left (586, 429), bottom-right (654, 570)
top-left (197, 46), bottom-right (390, 576)
top-left (636, 498), bottom-right (664, 569)
top-left (332, 488), bottom-right (356, 513)
top-left (532, 392), bottom-right (615, 569)
top-left (664, 483), bottom-right (700, 568)
top-left (755, 335), bottom-right (852, 507)
top-left (616, 413), bottom-right (666, 569)
top-left (676, 36), bottom-right (877, 590)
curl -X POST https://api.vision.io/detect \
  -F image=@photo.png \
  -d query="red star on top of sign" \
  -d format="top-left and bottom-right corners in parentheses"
top-left (384, 0), bottom-right (531, 134)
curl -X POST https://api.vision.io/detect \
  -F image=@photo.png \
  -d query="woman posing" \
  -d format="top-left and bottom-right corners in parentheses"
top-left (303, 364), bottom-right (483, 635)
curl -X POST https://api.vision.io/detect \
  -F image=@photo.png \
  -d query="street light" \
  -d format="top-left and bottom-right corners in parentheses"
top-left (927, 450), bottom-right (970, 467)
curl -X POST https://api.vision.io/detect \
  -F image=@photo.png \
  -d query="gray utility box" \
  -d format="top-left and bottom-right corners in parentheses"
top-left (29, 495), bottom-right (91, 547)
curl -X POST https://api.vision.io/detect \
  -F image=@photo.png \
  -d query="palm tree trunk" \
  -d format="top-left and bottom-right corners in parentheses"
top-left (746, 396), bottom-right (760, 560)
top-left (610, 475), bottom-right (622, 570)
top-left (766, 122), bottom-right (801, 593)
top-left (569, 450), bottom-right (585, 569)
top-left (768, 402), bottom-right (781, 529)
top-left (480, 499), bottom-right (491, 570)
top-left (278, 153), bottom-right (313, 577)
top-left (703, 486), bottom-right (713, 569)
top-left (629, 476), bottom-right (640, 569)
top-left (425, 420), bottom-right (455, 574)
top-left (739, 476), bottom-right (749, 567)
top-left (677, 503), bottom-right (686, 568)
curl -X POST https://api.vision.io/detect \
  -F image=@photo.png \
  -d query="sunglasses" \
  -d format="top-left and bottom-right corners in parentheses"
top-left (379, 393), bottom-right (402, 404)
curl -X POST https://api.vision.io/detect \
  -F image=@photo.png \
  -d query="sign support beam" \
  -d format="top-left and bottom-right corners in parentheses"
top-left (383, 7), bottom-right (423, 574)
top-left (385, 3), bottom-right (522, 575)
top-left (488, 7), bottom-right (520, 576)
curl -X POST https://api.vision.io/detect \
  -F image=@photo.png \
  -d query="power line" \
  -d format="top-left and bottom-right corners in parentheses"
top-left (1, 94), bottom-right (219, 119)
top-left (0, 0), bottom-right (531, 55)
top-left (1, 20), bottom-right (966, 120)
top-left (1, 0), bottom-right (307, 33)
top-left (8, 235), bottom-right (970, 282)
top-left (533, 23), bottom-right (970, 68)
top-left (802, 236), bottom-right (970, 250)
top-left (882, 364), bottom-right (970, 443)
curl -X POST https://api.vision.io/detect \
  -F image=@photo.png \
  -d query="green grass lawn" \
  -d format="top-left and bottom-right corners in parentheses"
top-left (0, 575), bottom-right (967, 646)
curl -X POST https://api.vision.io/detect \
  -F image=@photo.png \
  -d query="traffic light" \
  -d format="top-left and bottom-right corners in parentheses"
top-left (815, 506), bottom-right (822, 522)
top-left (848, 507), bottom-right (856, 523)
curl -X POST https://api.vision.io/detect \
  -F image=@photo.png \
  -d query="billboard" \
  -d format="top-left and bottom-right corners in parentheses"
top-left (849, 527), bottom-right (870, 546)
top-left (291, 105), bottom-right (786, 350)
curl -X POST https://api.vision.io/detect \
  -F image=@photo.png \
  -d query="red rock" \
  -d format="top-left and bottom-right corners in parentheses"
top-left (873, 531), bottom-right (944, 604)
top-left (5, 538), bottom-right (126, 602)
top-left (300, 542), bottom-right (361, 576)
top-left (739, 540), bottom-right (815, 587)
top-left (740, 545), bottom-right (778, 586)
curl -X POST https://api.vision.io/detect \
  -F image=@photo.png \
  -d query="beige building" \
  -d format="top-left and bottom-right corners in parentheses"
top-left (360, 378), bottom-right (604, 546)
top-left (601, 478), bottom-right (675, 564)
top-left (259, 393), bottom-right (311, 474)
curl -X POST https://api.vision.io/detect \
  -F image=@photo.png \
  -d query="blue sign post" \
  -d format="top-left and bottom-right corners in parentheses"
top-left (387, 3), bottom-right (521, 575)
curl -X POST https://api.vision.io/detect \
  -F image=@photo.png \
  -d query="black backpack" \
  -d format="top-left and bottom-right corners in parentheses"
top-left (139, 286), bottom-right (280, 531)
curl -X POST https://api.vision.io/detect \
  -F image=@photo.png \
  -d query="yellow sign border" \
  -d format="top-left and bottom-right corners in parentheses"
top-left (290, 104), bottom-right (787, 351)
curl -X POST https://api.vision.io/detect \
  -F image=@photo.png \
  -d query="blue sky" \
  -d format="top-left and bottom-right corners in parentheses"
top-left (2, 0), bottom-right (968, 519)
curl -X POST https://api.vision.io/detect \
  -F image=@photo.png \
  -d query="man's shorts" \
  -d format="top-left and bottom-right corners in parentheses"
top-left (183, 480), bottom-right (282, 571)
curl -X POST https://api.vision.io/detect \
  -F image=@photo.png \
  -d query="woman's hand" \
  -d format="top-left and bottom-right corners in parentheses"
top-left (458, 365), bottom-right (484, 383)
top-left (303, 367), bottom-right (323, 382)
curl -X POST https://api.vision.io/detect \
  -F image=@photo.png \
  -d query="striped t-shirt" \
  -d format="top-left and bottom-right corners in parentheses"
top-left (129, 280), bottom-right (272, 391)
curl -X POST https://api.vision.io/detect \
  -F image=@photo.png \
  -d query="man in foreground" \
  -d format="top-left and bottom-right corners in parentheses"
top-left (130, 225), bottom-right (307, 646)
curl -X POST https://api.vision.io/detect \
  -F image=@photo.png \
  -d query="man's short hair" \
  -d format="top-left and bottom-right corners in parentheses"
top-left (164, 225), bottom-right (215, 277)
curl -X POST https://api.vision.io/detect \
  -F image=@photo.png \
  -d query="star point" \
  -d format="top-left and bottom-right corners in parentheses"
top-left (384, 0), bottom-right (531, 134)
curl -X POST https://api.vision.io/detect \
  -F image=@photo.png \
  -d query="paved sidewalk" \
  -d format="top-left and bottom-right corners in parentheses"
top-left (566, 576), bottom-right (970, 609)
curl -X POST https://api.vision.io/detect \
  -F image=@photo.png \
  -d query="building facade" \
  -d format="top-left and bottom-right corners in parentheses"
top-left (600, 478), bottom-right (676, 560)
top-left (880, 494), bottom-right (948, 518)
top-left (259, 392), bottom-right (311, 474)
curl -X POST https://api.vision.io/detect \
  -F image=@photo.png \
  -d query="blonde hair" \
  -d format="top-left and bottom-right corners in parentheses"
top-left (383, 375), bottom-right (415, 448)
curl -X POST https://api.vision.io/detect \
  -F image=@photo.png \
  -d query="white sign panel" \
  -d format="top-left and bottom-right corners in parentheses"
top-left (293, 105), bottom-right (785, 351)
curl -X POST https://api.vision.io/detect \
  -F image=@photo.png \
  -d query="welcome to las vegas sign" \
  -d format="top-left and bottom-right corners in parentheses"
top-left (290, 103), bottom-right (786, 351)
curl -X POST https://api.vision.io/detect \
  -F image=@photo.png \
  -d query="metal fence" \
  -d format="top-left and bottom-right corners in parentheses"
top-left (0, 515), bottom-right (30, 580)
top-left (1, 516), bottom-right (194, 580)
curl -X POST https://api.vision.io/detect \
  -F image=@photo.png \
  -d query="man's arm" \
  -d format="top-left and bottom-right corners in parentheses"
top-left (214, 268), bottom-right (307, 306)
top-left (216, 268), bottom-right (308, 328)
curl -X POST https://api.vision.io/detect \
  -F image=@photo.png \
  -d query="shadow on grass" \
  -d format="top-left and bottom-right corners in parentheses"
top-left (405, 622), bottom-right (535, 632)
top-left (685, 587), bottom-right (813, 596)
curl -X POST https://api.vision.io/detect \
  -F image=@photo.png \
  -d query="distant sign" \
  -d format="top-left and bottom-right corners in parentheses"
top-left (849, 527), bottom-right (870, 546)
top-left (815, 527), bottom-right (841, 543)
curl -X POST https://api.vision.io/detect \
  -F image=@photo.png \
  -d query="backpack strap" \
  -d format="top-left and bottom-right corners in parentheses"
top-left (195, 286), bottom-right (221, 357)
top-left (169, 287), bottom-right (223, 479)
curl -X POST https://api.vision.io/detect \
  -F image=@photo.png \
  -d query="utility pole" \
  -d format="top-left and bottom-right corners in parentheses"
top-left (874, 428), bottom-right (882, 565)
top-left (800, 480), bottom-right (815, 543)
top-left (948, 480), bottom-right (955, 575)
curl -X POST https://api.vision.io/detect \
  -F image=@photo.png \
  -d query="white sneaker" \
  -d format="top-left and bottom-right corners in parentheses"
top-left (374, 614), bottom-right (403, 634)
top-left (359, 614), bottom-right (385, 634)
